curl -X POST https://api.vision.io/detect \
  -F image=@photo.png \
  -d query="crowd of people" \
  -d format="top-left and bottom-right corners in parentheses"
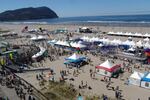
top-left (1, 26), bottom-right (150, 100)
top-left (0, 68), bottom-right (39, 100)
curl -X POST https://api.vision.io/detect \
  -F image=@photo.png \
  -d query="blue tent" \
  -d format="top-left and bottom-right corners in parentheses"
top-left (141, 72), bottom-right (150, 89)
top-left (64, 59), bottom-right (84, 64)
top-left (141, 72), bottom-right (150, 82)
top-left (65, 53), bottom-right (86, 61)
top-left (118, 45), bottom-right (130, 50)
top-left (64, 53), bottom-right (86, 67)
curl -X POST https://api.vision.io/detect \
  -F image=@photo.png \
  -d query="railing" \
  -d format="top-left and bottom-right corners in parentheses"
top-left (5, 68), bottom-right (49, 100)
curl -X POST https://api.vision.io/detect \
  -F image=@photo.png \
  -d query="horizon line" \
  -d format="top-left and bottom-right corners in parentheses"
top-left (59, 13), bottom-right (150, 18)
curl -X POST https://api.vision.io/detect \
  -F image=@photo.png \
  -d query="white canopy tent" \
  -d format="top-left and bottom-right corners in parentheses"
top-left (95, 60), bottom-right (121, 77)
top-left (107, 31), bottom-right (150, 37)
top-left (110, 39), bottom-right (122, 45)
top-left (67, 53), bottom-right (80, 60)
top-left (32, 46), bottom-right (46, 59)
top-left (55, 40), bottom-right (64, 45)
top-left (98, 43), bottom-right (103, 47)
top-left (143, 37), bottom-right (149, 42)
top-left (136, 40), bottom-right (143, 47)
top-left (144, 42), bottom-right (150, 48)
top-left (128, 47), bottom-right (135, 52)
top-left (99, 38), bottom-right (110, 45)
top-left (81, 36), bottom-right (90, 42)
top-left (144, 33), bottom-right (150, 37)
top-left (31, 35), bottom-right (46, 41)
top-left (122, 40), bottom-right (135, 47)
top-left (129, 71), bottom-right (144, 86)
top-left (90, 37), bottom-right (100, 42)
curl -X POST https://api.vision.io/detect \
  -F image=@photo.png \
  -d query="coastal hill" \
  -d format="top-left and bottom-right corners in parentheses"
top-left (0, 6), bottom-right (58, 21)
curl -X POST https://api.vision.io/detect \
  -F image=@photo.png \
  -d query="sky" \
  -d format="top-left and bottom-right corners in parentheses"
top-left (0, 0), bottom-right (150, 17)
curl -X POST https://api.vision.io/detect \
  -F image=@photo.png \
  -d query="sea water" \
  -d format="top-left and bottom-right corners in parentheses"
top-left (2, 14), bottom-right (150, 27)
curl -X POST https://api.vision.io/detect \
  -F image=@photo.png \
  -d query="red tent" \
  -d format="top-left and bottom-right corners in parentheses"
top-left (96, 60), bottom-right (121, 72)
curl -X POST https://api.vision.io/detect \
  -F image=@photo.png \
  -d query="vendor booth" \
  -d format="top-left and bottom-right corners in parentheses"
top-left (129, 71), bottom-right (144, 86)
top-left (95, 60), bottom-right (121, 77)
top-left (141, 72), bottom-right (150, 89)
top-left (64, 53), bottom-right (86, 68)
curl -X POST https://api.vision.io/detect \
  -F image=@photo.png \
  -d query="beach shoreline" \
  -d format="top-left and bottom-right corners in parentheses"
top-left (1, 23), bottom-right (150, 33)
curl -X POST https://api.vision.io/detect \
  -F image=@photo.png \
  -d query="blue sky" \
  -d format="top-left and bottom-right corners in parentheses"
top-left (0, 0), bottom-right (150, 17)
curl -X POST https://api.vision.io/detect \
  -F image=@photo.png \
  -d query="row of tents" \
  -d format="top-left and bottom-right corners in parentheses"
top-left (48, 40), bottom-right (87, 49)
top-left (108, 32), bottom-right (150, 38)
top-left (81, 36), bottom-right (150, 48)
top-left (30, 35), bottom-right (46, 41)
top-left (63, 54), bottom-right (150, 89)
top-left (31, 35), bottom-right (150, 50)
top-left (64, 54), bottom-right (122, 77)
top-left (129, 71), bottom-right (150, 89)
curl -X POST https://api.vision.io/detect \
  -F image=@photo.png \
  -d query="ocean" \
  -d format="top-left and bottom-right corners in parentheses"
top-left (2, 14), bottom-right (150, 27)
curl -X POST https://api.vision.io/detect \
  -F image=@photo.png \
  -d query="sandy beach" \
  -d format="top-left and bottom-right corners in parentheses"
top-left (0, 23), bottom-right (150, 100)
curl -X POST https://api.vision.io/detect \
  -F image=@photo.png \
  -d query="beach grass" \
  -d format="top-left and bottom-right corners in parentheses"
top-left (42, 81), bottom-right (117, 100)
top-left (42, 81), bottom-right (78, 100)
